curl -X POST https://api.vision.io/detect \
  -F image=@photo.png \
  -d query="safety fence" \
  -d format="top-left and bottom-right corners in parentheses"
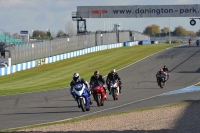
top-left (0, 43), bottom-right (123, 76)
top-left (3, 31), bottom-right (131, 65)
top-left (150, 36), bottom-right (200, 43)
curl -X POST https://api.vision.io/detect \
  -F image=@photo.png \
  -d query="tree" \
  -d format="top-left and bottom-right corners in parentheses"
top-left (65, 21), bottom-right (75, 36)
top-left (12, 33), bottom-right (20, 39)
top-left (173, 26), bottom-right (187, 36)
top-left (143, 24), bottom-right (160, 36)
top-left (161, 27), bottom-right (170, 35)
top-left (197, 29), bottom-right (200, 36)
top-left (187, 30), bottom-right (196, 36)
top-left (4, 32), bottom-right (11, 36)
top-left (143, 26), bottom-right (152, 36)
top-left (32, 30), bottom-right (49, 39)
top-left (56, 30), bottom-right (67, 37)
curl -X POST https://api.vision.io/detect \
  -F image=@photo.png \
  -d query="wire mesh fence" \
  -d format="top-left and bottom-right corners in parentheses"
top-left (5, 31), bottom-right (137, 65)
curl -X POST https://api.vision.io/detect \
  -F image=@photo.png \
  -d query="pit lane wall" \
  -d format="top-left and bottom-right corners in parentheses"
top-left (0, 43), bottom-right (123, 76)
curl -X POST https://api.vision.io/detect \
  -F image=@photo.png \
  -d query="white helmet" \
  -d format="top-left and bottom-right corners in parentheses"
top-left (73, 73), bottom-right (79, 81)
top-left (111, 69), bottom-right (116, 74)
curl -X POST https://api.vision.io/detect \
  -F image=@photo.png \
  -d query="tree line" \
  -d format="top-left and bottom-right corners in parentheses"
top-left (143, 24), bottom-right (200, 37)
top-left (3, 21), bottom-right (76, 40)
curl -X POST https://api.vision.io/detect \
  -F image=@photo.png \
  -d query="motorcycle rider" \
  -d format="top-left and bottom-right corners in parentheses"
top-left (90, 71), bottom-right (107, 97)
top-left (189, 39), bottom-right (192, 45)
top-left (163, 65), bottom-right (169, 80)
top-left (70, 73), bottom-right (92, 107)
top-left (196, 39), bottom-right (200, 46)
top-left (106, 69), bottom-right (122, 95)
top-left (156, 68), bottom-right (167, 85)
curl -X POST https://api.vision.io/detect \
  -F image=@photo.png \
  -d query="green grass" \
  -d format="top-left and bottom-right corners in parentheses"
top-left (0, 43), bottom-right (181, 96)
top-left (1, 101), bottom-right (191, 132)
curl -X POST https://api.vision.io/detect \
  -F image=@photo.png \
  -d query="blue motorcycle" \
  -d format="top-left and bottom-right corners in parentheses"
top-left (74, 83), bottom-right (91, 112)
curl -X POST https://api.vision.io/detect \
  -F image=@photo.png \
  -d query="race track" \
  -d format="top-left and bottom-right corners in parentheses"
top-left (0, 44), bottom-right (200, 130)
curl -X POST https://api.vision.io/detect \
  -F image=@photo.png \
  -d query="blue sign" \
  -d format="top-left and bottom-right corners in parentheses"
top-left (20, 31), bottom-right (28, 34)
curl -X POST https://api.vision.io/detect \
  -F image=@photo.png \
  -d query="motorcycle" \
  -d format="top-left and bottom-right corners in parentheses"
top-left (74, 83), bottom-right (91, 112)
top-left (110, 80), bottom-right (120, 100)
top-left (91, 81), bottom-right (107, 107)
top-left (189, 40), bottom-right (192, 46)
top-left (196, 40), bottom-right (199, 47)
top-left (156, 74), bottom-right (166, 88)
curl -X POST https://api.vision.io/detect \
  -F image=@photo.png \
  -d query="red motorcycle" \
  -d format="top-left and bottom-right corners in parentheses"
top-left (109, 80), bottom-right (120, 100)
top-left (91, 81), bottom-right (107, 107)
top-left (189, 39), bottom-right (192, 46)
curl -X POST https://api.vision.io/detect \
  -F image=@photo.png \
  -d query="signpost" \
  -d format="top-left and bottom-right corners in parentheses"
top-left (77, 4), bottom-right (200, 25)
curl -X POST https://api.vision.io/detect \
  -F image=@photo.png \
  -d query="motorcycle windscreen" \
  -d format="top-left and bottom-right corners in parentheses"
top-left (110, 80), bottom-right (118, 88)
top-left (74, 83), bottom-right (85, 96)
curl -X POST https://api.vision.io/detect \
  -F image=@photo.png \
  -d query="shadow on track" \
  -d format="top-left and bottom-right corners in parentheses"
top-left (178, 67), bottom-right (200, 73)
top-left (169, 49), bottom-right (199, 73)
top-left (4, 100), bottom-right (200, 133)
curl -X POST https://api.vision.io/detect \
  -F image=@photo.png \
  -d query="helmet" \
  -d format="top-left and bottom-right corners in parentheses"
top-left (73, 73), bottom-right (79, 82)
top-left (111, 69), bottom-right (116, 75)
top-left (160, 68), bottom-right (163, 72)
top-left (94, 71), bottom-right (100, 78)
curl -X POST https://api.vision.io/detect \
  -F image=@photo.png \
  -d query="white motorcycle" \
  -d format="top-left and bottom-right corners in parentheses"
top-left (110, 80), bottom-right (120, 100)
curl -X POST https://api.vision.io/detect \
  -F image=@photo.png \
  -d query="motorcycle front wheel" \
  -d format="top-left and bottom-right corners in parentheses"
top-left (79, 98), bottom-right (86, 112)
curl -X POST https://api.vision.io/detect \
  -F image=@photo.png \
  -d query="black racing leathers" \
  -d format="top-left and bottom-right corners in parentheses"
top-left (90, 75), bottom-right (106, 93)
top-left (106, 73), bottom-right (122, 92)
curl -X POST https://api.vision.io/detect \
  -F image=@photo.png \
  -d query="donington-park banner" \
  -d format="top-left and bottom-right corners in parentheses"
top-left (77, 5), bottom-right (200, 18)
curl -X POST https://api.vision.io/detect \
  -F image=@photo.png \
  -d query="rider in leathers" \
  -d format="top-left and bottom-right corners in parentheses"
top-left (106, 69), bottom-right (122, 94)
top-left (90, 71), bottom-right (107, 95)
top-left (70, 73), bottom-right (92, 106)
top-left (163, 65), bottom-right (169, 80)
top-left (156, 68), bottom-right (167, 85)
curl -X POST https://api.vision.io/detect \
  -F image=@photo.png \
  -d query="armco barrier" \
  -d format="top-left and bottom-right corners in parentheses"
top-left (0, 43), bottom-right (123, 76)
top-left (138, 40), bottom-right (151, 45)
top-left (151, 41), bottom-right (159, 44)
top-left (123, 41), bottom-right (138, 46)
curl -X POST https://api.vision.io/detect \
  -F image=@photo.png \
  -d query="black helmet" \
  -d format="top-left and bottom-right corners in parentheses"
top-left (73, 73), bottom-right (79, 82)
top-left (94, 71), bottom-right (100, 78)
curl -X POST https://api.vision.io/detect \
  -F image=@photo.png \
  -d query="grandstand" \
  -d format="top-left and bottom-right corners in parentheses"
top-left (0, 34), bottom-right (22, 44)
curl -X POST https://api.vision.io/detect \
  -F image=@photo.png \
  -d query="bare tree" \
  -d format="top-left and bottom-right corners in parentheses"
top-left (65, 21), bottom-right (75, 36)
top-left (56, 30), bottom-right (66, 37)
top-left (13, 33), bottom-right (20, 39)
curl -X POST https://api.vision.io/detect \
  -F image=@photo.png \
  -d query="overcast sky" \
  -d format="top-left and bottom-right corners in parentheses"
top-left (0, 0), bottom-right (200, 35)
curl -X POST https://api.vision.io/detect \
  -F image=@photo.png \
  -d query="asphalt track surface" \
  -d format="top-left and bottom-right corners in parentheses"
top-left (0, 44), bottom-right (200, 130)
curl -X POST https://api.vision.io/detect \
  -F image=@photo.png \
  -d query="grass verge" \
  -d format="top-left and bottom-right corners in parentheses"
top-left (0, 43), bottom-right (181, 96)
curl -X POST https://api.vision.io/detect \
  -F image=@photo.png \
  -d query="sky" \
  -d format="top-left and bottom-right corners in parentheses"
top-left (0, 0), bottom-right (200, 36)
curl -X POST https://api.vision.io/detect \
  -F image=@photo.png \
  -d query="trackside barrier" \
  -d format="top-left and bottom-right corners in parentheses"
top-left (123, 41), bottom-right (138, 46)
top-left (151, 41), bottom-right (159, 44)
top-left (0, 43), bottom-right (123, 76)
top-left (138, 40), bottom-right (151, 45)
